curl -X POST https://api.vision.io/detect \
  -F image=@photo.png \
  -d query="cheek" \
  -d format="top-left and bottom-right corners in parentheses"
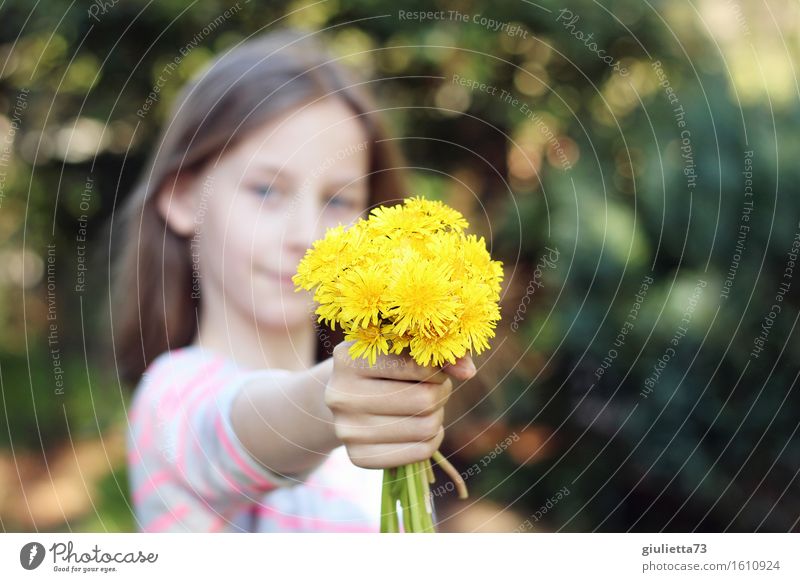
top-left (197, 194), bottom-right (261, 281)
top-left (252, 208), bottom-right (285, 243)
top-left (223, 193), bottom-right (272, 257)
top-left (319, 206), bottom-right (365, 232)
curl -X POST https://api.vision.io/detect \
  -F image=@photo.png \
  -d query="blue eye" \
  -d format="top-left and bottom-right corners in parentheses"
top-left (251, 184), bottom-right (282, 198)
top-left (328, 195), bottom-right (363, 210)
top-left (329, 197), bottom-right (350, 208)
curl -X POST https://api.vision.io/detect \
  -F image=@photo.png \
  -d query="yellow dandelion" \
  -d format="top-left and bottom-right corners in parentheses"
top-left (293, 224), bottom-right (354, 291)
top-left (294, 195), bottom-right (503, 369)
top-left (345, 323), bottom-right (391, 366)
top-left (314, 281), bottom-right (344, 331)
top-left (338, 265), bottom-right (389, 329)
top-left (429, 230), bottom-right (469, 281)
top-left (409, 327), bottom-right (468, 367)
top-left (454, 280), bottom-right (501, 353)
top-left (403, 196), bottom-right (469, 232)
top-left (463, 234), bottom-right (504, 295)
top-left (367, 203), bottom-right (439, 238)
top-left (384, 324), bottom-right (412, 355)
top-left (383, 258), bottom-right (459, 338)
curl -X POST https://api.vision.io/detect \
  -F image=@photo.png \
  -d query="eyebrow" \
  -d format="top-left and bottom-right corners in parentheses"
top-left (328, 176), bottom-right (367, 188)
top-left (250, 162), bottom-right (365, 188)
top-left (248, 163), bottom-right (297, 181)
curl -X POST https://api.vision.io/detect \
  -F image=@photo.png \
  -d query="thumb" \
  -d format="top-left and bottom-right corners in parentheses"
top-left (442, 356), bottom-right (477, 382)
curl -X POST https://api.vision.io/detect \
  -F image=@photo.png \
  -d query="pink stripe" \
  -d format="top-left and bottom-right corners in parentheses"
top-left (256, 505), bottom-right (378, 533)
top-left (305, 477), bottom-right (365, 506)
top-left (137, 347), bottom-right (194, 411)
top-left (130, 358), bottom-right (184, 452)
top-left (127, 447), bottom-right (142, 465)
top-left (173, 363), bottom-right (229, 482)
top-left (138, 427), bottom-right (152, 453)
top-left (207, 514), bottom-right (229, 532)
top-left (181, 428), bottom-right (237, 499)
top-left (172, 364), bottom-right (245, 498)
top-left (128, 363), bottom-right (175, 459)
top-left (214, 412), bottom-right (279, 490)
top-left (179, 436), bottom-right (211, 498)
top-left (174, 438), bottom-right (250, 499)
top-left (128, 354), bottom-right (226, 502)
top-left (134, 357), bottom-right (225, 461)
top-left (132, 468), bottom-right (173, 504)
top-left (176, 432), bottom-right (253, 503)
top-left (159, 357), bottom-right (227, 415)
top-left (142, 503), bottom-right (190, 532)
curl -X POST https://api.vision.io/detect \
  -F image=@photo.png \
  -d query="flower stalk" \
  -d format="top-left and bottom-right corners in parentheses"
top-left (293, 196), bottom-right (502, 533)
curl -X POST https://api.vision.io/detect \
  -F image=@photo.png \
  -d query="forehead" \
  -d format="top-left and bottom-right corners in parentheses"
top-left (230, 98), bottom-right (370, 177)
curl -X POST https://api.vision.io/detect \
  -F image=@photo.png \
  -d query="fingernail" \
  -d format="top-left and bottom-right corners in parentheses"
top-left (465, 359), bottom-right (476, 377)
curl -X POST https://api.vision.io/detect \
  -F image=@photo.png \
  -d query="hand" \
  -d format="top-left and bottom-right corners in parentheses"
top-left (325, 341), bottom-right (477, 469)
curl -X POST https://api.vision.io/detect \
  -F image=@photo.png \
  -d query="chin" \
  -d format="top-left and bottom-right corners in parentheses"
top-left (253, 304), bottom-right (311, 330)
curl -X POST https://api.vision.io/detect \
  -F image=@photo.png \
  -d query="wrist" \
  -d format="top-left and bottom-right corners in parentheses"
top-left (304, 358), bottom-right (343, 453)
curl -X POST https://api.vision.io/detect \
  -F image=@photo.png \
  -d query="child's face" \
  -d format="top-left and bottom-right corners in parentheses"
top-left (191, 97), bottom-right (370, 333)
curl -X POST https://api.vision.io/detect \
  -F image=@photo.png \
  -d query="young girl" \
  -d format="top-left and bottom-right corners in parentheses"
top-left (114, 29), bottom-right (476, 532)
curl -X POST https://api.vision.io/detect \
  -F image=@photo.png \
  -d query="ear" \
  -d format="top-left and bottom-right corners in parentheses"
top-left (155, 171), bottom-right (198, 238)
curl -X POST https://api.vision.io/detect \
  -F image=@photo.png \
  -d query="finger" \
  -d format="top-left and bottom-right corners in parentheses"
top-left (441, 355), bottom-right (477, 382)
top-left (345, 427), bottom-right (445, 469)
top-left (334, 341), bottom-right (450, 383)
top-left (365, 352), bottom-right (452, 384)
top-left (334, 340), bottom-right (464, 384)
top-left (333, 409), bottom-right (444, 445)
top-left (327, 377), bottom-right (452, 416)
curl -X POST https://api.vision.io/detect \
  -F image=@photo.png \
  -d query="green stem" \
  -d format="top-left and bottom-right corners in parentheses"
top-left (405, 463), bottom-right (423, 532)
top-left (424, 458), bottom-right (435, 484)
top-left (381, 468), bottom-right (399, 533)
top-left (397, 465), bottom-right (413, 532)
top-left (382, 460), bottom-right (445, 533)
top-left (432, 450), bottom-right (468, 499)
top-left (415, 462), bottom-right (436, 532)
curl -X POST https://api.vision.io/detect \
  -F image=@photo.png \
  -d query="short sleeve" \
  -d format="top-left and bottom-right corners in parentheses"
top-left (129, 352), bottom-right (315, 512)
top-left (210, 369), bottom-right (316, 492)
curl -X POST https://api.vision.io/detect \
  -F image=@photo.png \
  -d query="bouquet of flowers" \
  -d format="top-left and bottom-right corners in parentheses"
top-left (293, 196), bottom-right (503, 532)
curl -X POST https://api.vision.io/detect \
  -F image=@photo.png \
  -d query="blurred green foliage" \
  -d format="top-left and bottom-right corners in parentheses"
top-left (0, 0), bottom-right (798, 531)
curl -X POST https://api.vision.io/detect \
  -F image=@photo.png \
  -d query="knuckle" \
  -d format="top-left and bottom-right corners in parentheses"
top-left (435, 380), bottom-right (452, 409)
top-left (427, 427), bottom-right (445, 454)
top-left (405, 360), bottom-right (430, 381)
top-left (333, 421), bottom-right (350, 443)
top-left (441, 377), bottom-right (453, 396)
top-left (417, 440), bottom-right (438, 462)
top-left (416, 386), bottom-right (439, 414)
top-left (407, 437), bottom-right (439, 463)
top-left (428, 390), bottom-right (443, 413)
top-left (332, 341), bottom-right (352, 366)
top-left (324, 385), bottom-right (343, 411)
top-left (418, 413), bottom-right (441, 440)
top-left (422, 414), bottom-right (442, 441)
top-left (435, 427), bottom-right (445, 446)
top-left (346, 445), bottom-right (380, 469)
top-left (344, 445), bottom-right (364, 466)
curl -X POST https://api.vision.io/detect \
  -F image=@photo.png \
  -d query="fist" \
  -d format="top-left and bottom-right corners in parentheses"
top-left (325, 341), bottom-right (477, 469)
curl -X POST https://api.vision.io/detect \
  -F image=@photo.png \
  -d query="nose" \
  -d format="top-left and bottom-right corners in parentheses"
top-left (283, 192), bottom-right (319, 257)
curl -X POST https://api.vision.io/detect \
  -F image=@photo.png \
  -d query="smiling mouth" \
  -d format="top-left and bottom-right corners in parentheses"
top-left (265, 269), bottom-right (297, 285)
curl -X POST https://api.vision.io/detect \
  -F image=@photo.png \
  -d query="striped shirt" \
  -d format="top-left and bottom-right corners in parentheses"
top-left (126, 345), bottom-right (383, 532)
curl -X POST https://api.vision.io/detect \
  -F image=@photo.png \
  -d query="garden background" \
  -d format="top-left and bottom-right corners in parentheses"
top-left (0, 0), bottom-right (798, 532)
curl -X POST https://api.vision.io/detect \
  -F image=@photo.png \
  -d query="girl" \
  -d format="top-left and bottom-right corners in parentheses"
top-left (114, 29), bottom-right (476, 532)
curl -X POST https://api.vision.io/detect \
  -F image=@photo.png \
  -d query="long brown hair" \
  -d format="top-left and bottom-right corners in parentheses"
top-left (112, 29), bottom-right (408, 384)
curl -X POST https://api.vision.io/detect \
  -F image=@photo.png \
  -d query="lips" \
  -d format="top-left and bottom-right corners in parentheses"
top-left (264, 269), bottom-right (297, 286)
